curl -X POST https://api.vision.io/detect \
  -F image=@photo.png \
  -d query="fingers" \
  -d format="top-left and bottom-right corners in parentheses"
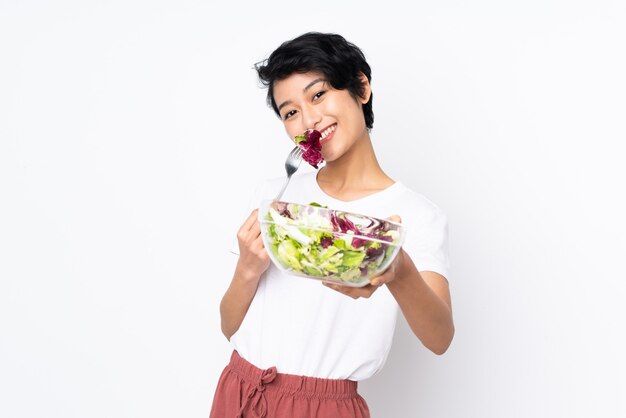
top-left (369, 250), bottom-right (403, 286)
top-left (369, 270), bottom-right (390, 286)
top-left (250, 231), bottom-right (266, 252)
top-left (247, 218), bottom-right (267, 251)
top-left (248, 218), bottom-right (261, 239)
top-left (322, 282), bottom-right (379, 299)
top-left (238, 209), bottom-right (262, 245)
top-left (369, 276), bottom-right (385, 286)
top-left (250, 240), bottom-right (269, 261)
top-left (387, 214), bottom-right (402, 223)
top-left (239, 208), bottom-right (260, 234)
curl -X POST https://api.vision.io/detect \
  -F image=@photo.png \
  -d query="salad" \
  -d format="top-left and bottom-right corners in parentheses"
top-left (261, 201), bottom-right (404, 286)
top-left (295, 129), bottom-right (324, 168)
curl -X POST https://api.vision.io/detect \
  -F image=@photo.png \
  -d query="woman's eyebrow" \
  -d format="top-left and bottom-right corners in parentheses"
top-left (277, 78), bottom-right (326, 112)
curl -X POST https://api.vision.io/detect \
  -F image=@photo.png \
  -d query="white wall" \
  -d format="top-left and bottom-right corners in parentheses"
top-left (1, 1), bottom-right (624, 417)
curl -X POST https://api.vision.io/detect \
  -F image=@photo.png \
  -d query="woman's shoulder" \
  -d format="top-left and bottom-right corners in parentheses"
top-left (392, 182), bottom-right (447, 222)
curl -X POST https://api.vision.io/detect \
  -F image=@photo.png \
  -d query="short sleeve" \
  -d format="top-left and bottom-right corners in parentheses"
top-left (228, 179), bottom-right (269, 256)
top-left (401, 208), bottom-right (451, 280)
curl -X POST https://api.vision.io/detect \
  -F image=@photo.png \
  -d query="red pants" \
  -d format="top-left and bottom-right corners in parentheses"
top-left (209, 350), bottom-right (370, 418)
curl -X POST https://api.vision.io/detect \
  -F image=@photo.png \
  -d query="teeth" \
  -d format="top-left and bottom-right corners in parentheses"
top-left (321, 124), bottom-right (336, 139)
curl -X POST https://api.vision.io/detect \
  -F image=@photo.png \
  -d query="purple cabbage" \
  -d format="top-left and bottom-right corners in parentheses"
top-left (295, 129), bottom-right (324, 169)
top-left (320, 236), bottom-right (333, 248)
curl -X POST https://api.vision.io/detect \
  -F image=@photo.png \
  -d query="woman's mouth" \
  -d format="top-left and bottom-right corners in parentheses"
top-left (320, 124), bottom-right (336, 146)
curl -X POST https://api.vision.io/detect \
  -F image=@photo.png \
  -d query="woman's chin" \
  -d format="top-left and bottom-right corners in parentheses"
top-left (320, 149), bottom-right (333, 163)
top-left (320, 152), bottom-right (340, 165)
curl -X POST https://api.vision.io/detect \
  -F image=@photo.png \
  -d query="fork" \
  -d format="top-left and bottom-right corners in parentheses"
top-left (274, 146), bottom-right (303, 201)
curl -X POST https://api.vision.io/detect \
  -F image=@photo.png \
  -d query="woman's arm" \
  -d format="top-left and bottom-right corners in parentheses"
top-left (220, 209), bottom-right (270, 340)
top-left (324, 249), bottom-right (454, 354)
top-left (385, 250), bottom-right (454, 355)
top-left (322, 214), bottom-right (454, 354)
top-left (220, 265), bottom-right (263, 340)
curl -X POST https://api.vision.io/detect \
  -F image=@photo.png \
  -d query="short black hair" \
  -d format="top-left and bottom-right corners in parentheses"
top-left (254, 32), bottom-right (374, 130)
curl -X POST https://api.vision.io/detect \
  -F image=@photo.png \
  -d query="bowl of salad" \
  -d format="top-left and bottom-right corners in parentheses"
top-left (258, 200), bottom-right (406, 287)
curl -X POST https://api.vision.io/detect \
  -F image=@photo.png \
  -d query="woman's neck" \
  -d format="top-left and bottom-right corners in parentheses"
top-left (316, 132), bottom-right (395, 197)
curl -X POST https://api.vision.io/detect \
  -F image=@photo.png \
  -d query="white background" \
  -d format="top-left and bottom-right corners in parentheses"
top-left (1, 1), bottom-right (625, 417)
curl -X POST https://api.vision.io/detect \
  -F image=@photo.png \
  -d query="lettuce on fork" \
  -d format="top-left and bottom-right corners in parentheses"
top-left (295, 129), bottom-right (324, 168)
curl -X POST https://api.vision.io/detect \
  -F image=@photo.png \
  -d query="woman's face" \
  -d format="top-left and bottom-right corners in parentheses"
top-left (272, 71), bottom-right (371, 163)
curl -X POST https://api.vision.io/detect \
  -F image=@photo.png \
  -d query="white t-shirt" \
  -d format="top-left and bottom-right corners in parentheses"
top-left (228, 171), bottom-right (450, 381)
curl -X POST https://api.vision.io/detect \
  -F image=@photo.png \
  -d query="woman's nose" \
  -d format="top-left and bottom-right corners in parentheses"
top-left (301, 104), bottom-right (322, 131)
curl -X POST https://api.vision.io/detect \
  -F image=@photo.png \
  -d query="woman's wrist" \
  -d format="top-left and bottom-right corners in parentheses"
top-left (386, 249), bottom-right (420, 290)
top-left (234, 263), bottom-right (262, 285)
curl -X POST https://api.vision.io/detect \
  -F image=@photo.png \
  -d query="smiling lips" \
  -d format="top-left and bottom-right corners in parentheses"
top-left (320, 124), bottom-right (336, 144)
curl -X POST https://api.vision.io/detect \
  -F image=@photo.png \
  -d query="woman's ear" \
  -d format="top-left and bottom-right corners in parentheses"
top-left (357, 72), bottom-right (372, 104)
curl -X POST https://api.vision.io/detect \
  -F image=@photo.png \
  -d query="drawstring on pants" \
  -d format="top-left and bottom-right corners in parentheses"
top-left (236, 366), bottom-right (277, 418)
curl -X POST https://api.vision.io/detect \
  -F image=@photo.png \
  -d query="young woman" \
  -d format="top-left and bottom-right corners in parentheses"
top-left (211, 32), bottom-right (454, 418)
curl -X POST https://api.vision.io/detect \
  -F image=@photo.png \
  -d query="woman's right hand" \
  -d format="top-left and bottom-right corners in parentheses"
top-left (235, 208), bottom-right (270, 281)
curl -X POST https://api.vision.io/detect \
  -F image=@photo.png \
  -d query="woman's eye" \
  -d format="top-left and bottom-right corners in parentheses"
top-left (283, 91), bottom-right (325, 120)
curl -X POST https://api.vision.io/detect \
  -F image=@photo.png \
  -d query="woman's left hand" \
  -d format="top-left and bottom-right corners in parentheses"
top-left (322, 215), bottom-right (404, 299)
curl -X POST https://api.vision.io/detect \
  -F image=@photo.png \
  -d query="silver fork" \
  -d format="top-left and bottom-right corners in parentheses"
top-left (274, 146), bottom-right (303, 201)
